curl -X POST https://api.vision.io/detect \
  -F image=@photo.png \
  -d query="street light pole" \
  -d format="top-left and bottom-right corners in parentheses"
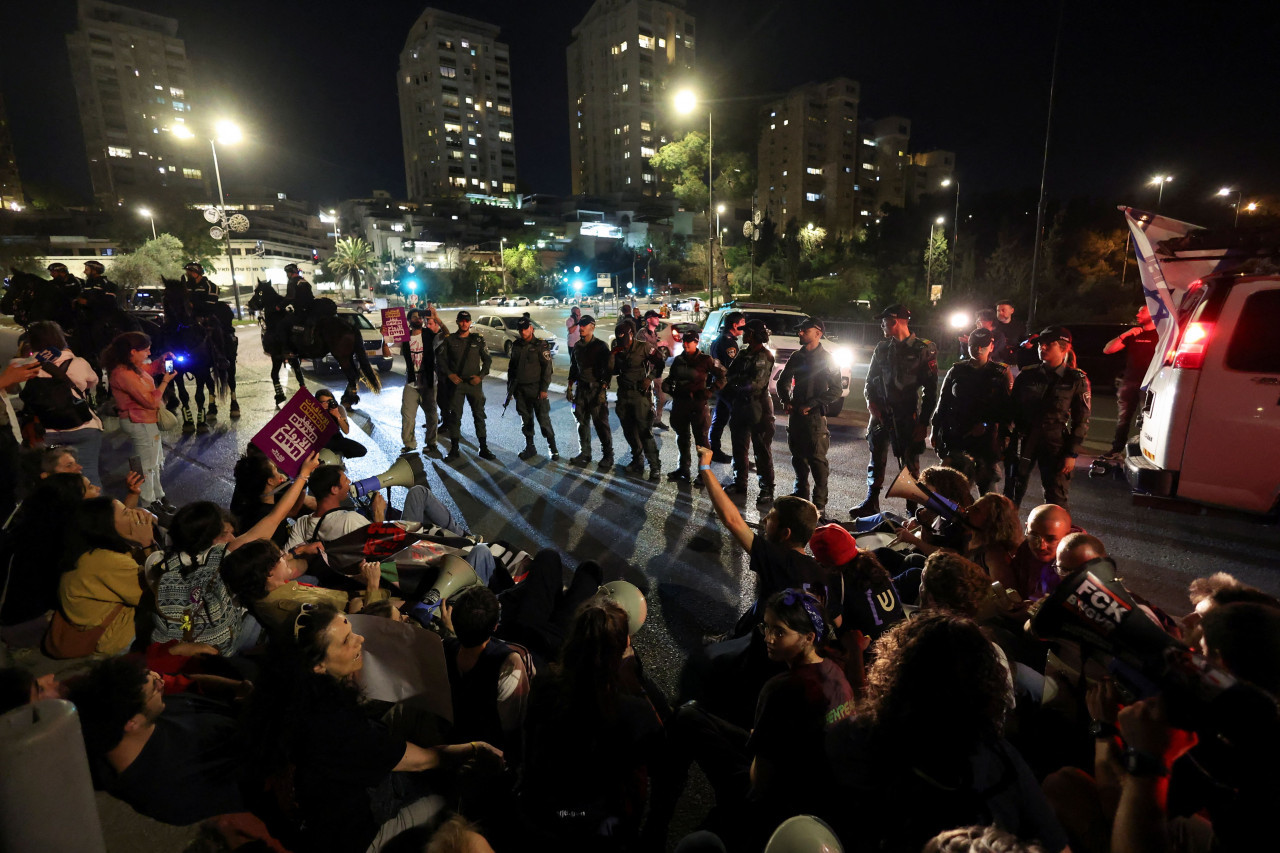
top-left (1218, 187), bottom-right (1243, 228)
top-left (139, 208), bottom-right (156, 240)
top-left (707, 110), bottom-right (714, 307)
top-left (941, 178), bottom-right (960, 292)
top-left (209, 139), bottom-right (242, 319)
top-left (1149, 175), bottom-right (1173, 211)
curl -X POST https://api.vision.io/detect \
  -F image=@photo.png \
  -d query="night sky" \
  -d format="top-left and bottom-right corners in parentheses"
top-left (3, 0), bottom-right (1277, 216)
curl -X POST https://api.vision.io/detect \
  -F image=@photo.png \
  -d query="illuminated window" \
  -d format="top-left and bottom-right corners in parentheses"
top-left (657, 38), bottom-right (666, 47)
top-left (611, 45), bottom-right (620, 55)
top-left (171, 101), bottom-right (185, 110)
top-left (451, 177), bottom-right (467, 188)
top-left (614, 127), bottom-right (622, 135)
top-left (620, 41), bottom-right (628, 52)
top-left (440, 65), bottom-right (456, 78)
top-left (640, 120), bottom-right (651, 131)
top-left (502, 182), bottom-right (515, 193)
top-left (170, 87), bottom-right (185, 98)
top-left (638, 34), bottom-right (654, 49)
top-left (860, 210), bottom-right (870, 216)
top-left (640, 146), bottom-right (655, 158)
top-left (460, 39), bottom-right (469, 48)
top-left (643, 173), bottom-right (654, 183)
top-left (445, 123), bottom-right (462, 132)
top-left (391, 223), bottom-right (405, 232)
top-left (183, 168), bottom-right (202, 179)
top-left (782, 170), bottom-right (788, 177)
top-left (770, 124), bottom-right (775, 130)
top-left (621, 83), bottom-right (629, 93)
top-left (497, 104), bottom-right (511, 116)
top-left (499, 130), bottom-right (513, 142)
top-left (806, 167), bottom-right (823, 175)
top-left (806, 193), bottom-right (821, 201)
top-left (862, 138), bottom-right (874, 145)
top-left (623, 151), bottom-right (631, 159)
top-left (783, 119), bottom-right (789, 126)
top-left (861, 162), bottom-right (874, 170)
top-left (108, 146), bottom-right (132, 158)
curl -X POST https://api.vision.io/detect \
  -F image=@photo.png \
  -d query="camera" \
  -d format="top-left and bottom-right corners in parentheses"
top-left (325, 400), bottom-right (338, 411)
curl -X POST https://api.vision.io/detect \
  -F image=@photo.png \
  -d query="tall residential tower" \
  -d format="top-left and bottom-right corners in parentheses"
top-left (567, 0), bottom-right (696, 198)
top-left (65, 0), bottom-right (207, 208)
top-left (398, 8), bottom-right (517, 202)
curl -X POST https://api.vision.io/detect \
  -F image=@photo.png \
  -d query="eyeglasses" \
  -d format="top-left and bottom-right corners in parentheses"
top-left (293, 602), bottom-right (318, 641)
top-left (756, 622), bottom-right (793, 640)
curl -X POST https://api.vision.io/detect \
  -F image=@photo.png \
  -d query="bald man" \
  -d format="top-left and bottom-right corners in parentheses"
top-left (994, 504), bottom-right (1080, 600)
top-left (1054, 532), bottom-right (1107, 578)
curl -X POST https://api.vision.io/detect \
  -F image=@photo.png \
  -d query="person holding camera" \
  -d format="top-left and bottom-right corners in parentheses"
top-left (103, 331), bottom-right (176, 514)
top-left (18, 321), bottom-right (105, 487)
top-left (314, 388), bottom-right (367, 459)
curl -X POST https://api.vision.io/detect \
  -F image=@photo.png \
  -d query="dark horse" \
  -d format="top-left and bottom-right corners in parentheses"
top-left (161, 279), bottom-right (231, 434)
top-left (247, 280), bottom-right (380, 407)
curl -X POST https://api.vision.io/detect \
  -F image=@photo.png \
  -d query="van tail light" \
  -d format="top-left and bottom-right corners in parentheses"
top-left (1172, 321), bottom-right (1213, 369)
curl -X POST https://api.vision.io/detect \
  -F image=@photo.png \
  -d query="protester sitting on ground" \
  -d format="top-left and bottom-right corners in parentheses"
top-left (230, 444), bottom-right (313, 545)
top-left (20, 321), bottom-right (106, 486)
top-left (0, 667), bottom-right (60, 715)
top-left (924, 825), bottom-right (1047, 853)
top-left (828, 611), bottom-right (1069, 852)
top-left (51, 496), bottom-right (159, 658)
top-left (919, 551), bottom-right (995, 619)
top-left (439, 584), bottom-right (531, 761)
top-left (63, 656), bottom-right (250, 825)
top-left (314, 388), bottom-right (367, 459)
top-left (149, 456), bottom-right (322, 655)
top-left (962, 493), bottom-right (1024, 582)
top-left (424, 815), bottom-right (497, 853)
top-left (1201, 600), bottom-right (1280, 698)
top-left (247, 602), bottom-right (502, 852)
top-left (490, 548), bottom-right (605, 668)
top-left (884, 464), bottom-right (975, 556)
top-left (221, 538), bottom-right (389, 633)
top-left (995, 504), bottom-right (1078, 600)
top-left (521, 597), bottom-right (663, 850)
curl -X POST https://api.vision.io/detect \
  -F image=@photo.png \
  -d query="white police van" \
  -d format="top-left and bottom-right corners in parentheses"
top-left (701, 302), bottom-right (855, 415)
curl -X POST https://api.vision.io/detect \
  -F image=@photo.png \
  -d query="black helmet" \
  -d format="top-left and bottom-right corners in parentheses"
top-left (743, 319), bottom-right (770, 343)
top-left (614, 320), bottom-right (636, 339)
top-left (284, 263), bottom-right (300, 275)
top-left (184, 262), bottom-right (204, 275)
top-left (84, 260), bottom-right (105, 274)
top-left (47, 262), bottom-right (68, 274)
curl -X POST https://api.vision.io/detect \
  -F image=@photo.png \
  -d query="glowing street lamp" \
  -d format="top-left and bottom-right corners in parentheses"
top-left (1148, 174), bottom-right (1173, 210)
top-left (138, 207), bottom-right (157, 240)
top-left (1217, 187), bottom-right (1244, 228)
top-left (675, 88), bottom-right (715, 301)
top-left (173, 119), bottom-right (245, 317)
top-left (941, 177), bottom-right (961, 290)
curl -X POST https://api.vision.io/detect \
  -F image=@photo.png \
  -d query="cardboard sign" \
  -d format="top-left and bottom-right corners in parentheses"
top-left (249, 388), bottom-right (338, 478)
top-left (381, 307), bottom-right (409, 343)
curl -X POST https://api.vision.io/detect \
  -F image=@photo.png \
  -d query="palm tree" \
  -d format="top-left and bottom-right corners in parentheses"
top-left (326, 236), bottom-right (375, 299)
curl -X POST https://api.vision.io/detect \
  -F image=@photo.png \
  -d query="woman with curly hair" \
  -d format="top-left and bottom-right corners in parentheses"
top-left (829, 612), bottom-right (1068, 852)
top-left (963, 493), bottom-right (1024, 582)
top-left (919, 551), bottom-right (995, 619)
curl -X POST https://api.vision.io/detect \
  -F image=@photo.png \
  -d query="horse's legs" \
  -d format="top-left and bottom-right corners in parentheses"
top-left (290, 357), bottom-right (305, 391)
top-left (195, 371), bottom-right (209, 434)
top-left (174, 373), bottom-right (195, 434)
top-left (339, 354), bottom-right (360, 408)
top-left (227, 335), bottom-right (240, 417)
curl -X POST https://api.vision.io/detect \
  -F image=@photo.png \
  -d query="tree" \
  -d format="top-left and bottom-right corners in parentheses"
top-left (923, 228), bottom-right (950, 296)
top-left (107, 234), bottom-right (185, 299)
top-left (650, 131), bottom-right (709, 212)
top-left (799, 223), bottom-right (827, 255)
top-left (326, 236), bottom-right (375, 298)
top-left (501, 244), bottom-right (542, 291)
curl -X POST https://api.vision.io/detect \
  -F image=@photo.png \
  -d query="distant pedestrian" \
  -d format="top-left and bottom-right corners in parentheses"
top-left (1101, 305), bottom-right (1158, 460)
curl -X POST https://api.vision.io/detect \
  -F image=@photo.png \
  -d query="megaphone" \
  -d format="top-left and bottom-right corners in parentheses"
top-left (317, 448), bottom-right (343, 466)
top-left (349, 455), bottom-right (426, 500)
top-left (406, 554), bottom-right (483, 627)
top-left (596, 580), bottom-right (648, 635)
top-left (885, 467), bottom-right (962, 522)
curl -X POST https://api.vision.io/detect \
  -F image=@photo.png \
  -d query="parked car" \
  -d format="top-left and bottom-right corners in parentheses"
top-left (474, 314), bottom-right (561, 357)
top-left (505, 295), bottom-right (531, 307)
top-left (304, 308), bottom-right (393, 374)
top-left (701, 302), bottom-right (855, 416)
top-left (536, 296), bottom-right (559, 307)
top-left (1125, 255), bottom-right (1280, 514)
top-left (483, 295), bottom-right (508, 306)
top-left (338, 298), bottom-right (376, 314)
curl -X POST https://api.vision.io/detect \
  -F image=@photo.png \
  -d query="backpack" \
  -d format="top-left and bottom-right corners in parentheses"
top-left (152, 544), bottom-right (243, 654)
top-left (19, 359), bottom-right (93, 430)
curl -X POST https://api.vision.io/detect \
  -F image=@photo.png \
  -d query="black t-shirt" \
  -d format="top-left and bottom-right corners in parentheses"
top-left (102, 693), bottom-right (246, 826)
top-left (748, 535), bottom-right (837, 618)
top-left (1122, 327), bottom-right (1160, 383)
top-left (291, 699), bottom-right (406, 852)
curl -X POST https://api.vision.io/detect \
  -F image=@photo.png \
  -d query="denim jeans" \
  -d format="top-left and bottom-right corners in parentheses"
top-left (119, 420), bottom-right (165, 503)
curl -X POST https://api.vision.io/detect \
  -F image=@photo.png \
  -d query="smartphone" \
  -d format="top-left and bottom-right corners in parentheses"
top-left (128, 456), bottom-right (143, 477)
top-left (164, 358), bottom-right (175, 374)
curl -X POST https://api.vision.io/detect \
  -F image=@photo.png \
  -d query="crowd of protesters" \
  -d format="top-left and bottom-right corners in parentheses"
top-left (0, 316), bottom-right (1277, 853)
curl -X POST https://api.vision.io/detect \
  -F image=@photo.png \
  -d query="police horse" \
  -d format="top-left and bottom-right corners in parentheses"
top-left (248, 280), bottom-right (380, 407)
top-left (160, 279), bottom-right (232, 434)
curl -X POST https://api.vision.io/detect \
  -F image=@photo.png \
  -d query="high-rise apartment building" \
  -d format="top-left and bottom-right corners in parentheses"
top-left (398, 8), bottom-right (517, 202)
top-left (905, 150), bottom-right (956, 205)
top-left (756, 78), bottom-right (861, 237)
top-left (0, 81), bottom-right (23, 210)
top-left (868, 116), bottom-right (911, 214)
top-left (65, 0), bottom-right (207, 208)
top-left (567, 0), bottom-right (696, 198)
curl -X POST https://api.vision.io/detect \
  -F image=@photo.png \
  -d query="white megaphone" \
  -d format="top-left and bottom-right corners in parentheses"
top-left (885, 467), bottom-right (962, 522)
top-left (596, 580), bottom-right (648, 635)
top-left (420, 554), bottom-right (481, 610)
top-left (349, 455), bottom-right (426, 500)
top-left (317, 448), bottom-right (343, 466)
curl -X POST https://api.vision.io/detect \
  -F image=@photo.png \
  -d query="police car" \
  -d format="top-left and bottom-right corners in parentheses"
top-left (701, 302), bottom-right (855, 415)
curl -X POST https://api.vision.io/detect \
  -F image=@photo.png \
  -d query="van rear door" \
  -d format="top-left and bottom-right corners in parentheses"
top-left (1178, 279), bottom-right (1280, 513)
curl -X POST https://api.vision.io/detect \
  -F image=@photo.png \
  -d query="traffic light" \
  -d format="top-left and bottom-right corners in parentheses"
top-left (311, 249), bottom-right (320, 262)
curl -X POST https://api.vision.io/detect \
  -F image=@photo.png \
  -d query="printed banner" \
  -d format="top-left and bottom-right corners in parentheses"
top-left (381, 307), bottom-right (409, 343)
top-left (249, 387), bottom-right (338, 477)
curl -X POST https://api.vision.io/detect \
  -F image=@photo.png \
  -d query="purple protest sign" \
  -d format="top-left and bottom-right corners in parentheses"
top-left (250, 388), bottom-right (338, 478)
top-left (381, 307), bottom-right (409, 344)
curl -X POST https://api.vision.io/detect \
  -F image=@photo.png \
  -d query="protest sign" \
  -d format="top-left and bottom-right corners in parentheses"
top-left (249, 387), bottom-right (337, 477)
top-left (381, 307), bottom-right (409, 343)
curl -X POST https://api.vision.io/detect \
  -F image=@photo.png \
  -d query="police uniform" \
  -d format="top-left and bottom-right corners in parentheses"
top-left (854, 304), bottom-right (938, 517)
top-left (725, 321), bottom-right (776, 501)
top-left (638, 311), bottom-right (670, 428)
top-left (931, 328), bottom-right (1012, 494)
top-left (707, 323), bottom-right (741, 459)
top-left (441, 312), bottom-right (493, 459)
top-left (80, 270), bottom-right (120, 309)
top-left (1005, 326), bottom-right (1091, 509)
top-left (611, 324), bottom-right (666, 479)
top-left (507, 321), bottom-right (558, 460)
top-left (663, 332), bottom-right (726, 481)
top-left (567, 317), bottom-right (614, 467)
top-left (776, 319), bottom-right (842, 510)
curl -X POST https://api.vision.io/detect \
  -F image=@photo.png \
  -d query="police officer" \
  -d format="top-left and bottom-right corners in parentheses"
top-left (566, 315), bottom-right (614, 470)
top-left (708, 310), bottom-right (745, 461)
top-left (662, 329), bottom-right (726, 483)
top-left (182, 262), bottom-right (218, 302)
top-left (724, 318), bottom-right (775, 503)
top-left (507, 317), bottom-right (558, 461)
top-left (637, 309), bottom-right (670, 429)
top-left (930, 327), bottom-right (1012, 495)
top-left (47, 262), bottom-right (83, 299)
top-left (1005, 325), bottom-right (1091, 510)
top-left (442, 310), bottom-right (495, 461)
top-left (851, 303), bottom-right (938, 518)
top-left (776, 317), bottom-right (841, 513)
top-left (611, 319), bottom-right (665, 481)
top-left (79, 261), bottom-right (119, 307)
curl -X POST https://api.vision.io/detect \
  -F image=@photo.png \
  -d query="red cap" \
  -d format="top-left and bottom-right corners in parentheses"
top-left (809, 523), bottom-right (858, 566)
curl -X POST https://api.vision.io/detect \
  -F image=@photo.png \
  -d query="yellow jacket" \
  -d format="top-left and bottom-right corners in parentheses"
top-left (58, 549), bottom-right (143, 655)
top-left (255, 582), bottom-right (388, 632)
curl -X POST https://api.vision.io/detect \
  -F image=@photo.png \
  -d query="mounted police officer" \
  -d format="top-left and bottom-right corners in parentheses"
top-left (708, 310), bottom-right (744, 462)
top-left (507, 317), bottom-right (558, 461)
top-left (850, 303), bottom-right (938, 518)
top-left (43, 262), bottom-right (79, 327)
top-left (930, 327), bottom-right (1012, 495)
top-left (47, 261), bottom-right (83, 300)
top-left (776, 317), bottom-right (841, 513)
top-left (663, 329), bottom-right (726, 483)
top-left (182, 262), bottom-right (217, 303)
top-left (442, 310), bottom-right (494, 461)
top-left (1004, 325), bottom-right (1090, 510)
top-left (724, 318), bottom-right (775, 504)
top-left (79, 261), bottom-right (119, 309)
top-left (611, 319), bottom-right (665, 481)
top-left (566, 314), bottom-right (613, 470)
